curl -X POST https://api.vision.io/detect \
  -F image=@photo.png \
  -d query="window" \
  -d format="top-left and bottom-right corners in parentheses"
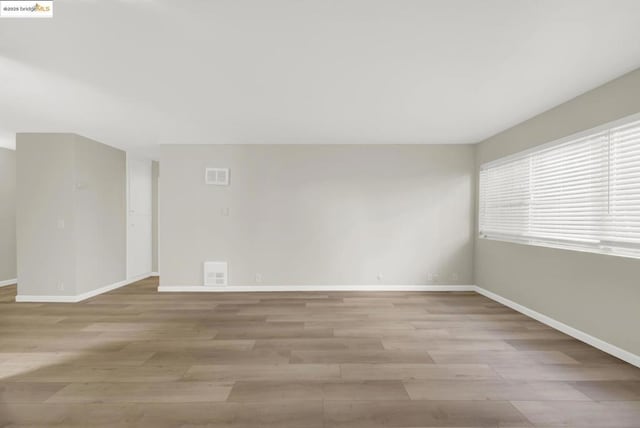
top-left (479, 115), bottom-right (640, 258)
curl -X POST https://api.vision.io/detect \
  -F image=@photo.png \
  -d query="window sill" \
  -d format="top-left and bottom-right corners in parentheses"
top-left (478, 234), bottom-right (640, 260)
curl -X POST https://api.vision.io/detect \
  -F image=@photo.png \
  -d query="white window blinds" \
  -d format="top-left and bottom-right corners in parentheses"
top-left (479, 116), bottom-right (640, 258)
top-left (608, 120), bottom-right (640, 252)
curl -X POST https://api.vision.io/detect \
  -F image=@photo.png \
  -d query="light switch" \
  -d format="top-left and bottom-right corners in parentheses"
top-left (57, 219), bottom-right (65, 229)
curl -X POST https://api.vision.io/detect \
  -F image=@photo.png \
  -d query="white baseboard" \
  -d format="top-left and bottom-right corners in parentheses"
top-left (157, 282), bottom-right (639, 368)
top-left (15, 273), bottom-right (152, 303)
top-left (0, 278), bottom-right (17, 287)
top-left (14, 276), bottom-right (638, 367)
top-left (150, 272), bottom-right (160, 277)
top-left (474, 286), bottom-right (640, 369)
top-left (158, 284), bottom-right (476, 293)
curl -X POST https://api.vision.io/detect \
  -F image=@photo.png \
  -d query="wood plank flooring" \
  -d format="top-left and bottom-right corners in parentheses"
top-left (0, 277), bottom-right (639, 427)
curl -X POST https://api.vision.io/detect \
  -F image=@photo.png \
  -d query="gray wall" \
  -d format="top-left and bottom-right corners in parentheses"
top-left (0, 148), bottom-right (16, 282)
top-left (17, 133), bottom-right (126, 297)
top-left (160, 144), bottom-right (475, 287)
top-left (17, 134), bottom-right (77, 296)
top-left (73, 135), bottom-right (126, 294)
top-left (475, 67), bottom-right (640, 356)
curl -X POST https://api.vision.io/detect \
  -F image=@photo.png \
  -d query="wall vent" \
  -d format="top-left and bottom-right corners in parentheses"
top-left (205, 168), bottom-right (230, 186)
top-left (204, 261), bottom-right (228, 286)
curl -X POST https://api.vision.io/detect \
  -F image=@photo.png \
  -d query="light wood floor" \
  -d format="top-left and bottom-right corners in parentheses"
top-left (0, 277), bottom-right (639, 427)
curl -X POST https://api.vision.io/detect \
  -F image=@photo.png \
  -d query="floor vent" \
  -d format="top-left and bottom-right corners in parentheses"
top-left (204, 261), bottom-right (228, 286)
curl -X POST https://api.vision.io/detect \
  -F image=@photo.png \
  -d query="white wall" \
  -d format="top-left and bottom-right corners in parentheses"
top-left (160, 144), bottom-right (475, 287)
top-left (0, 147), bottom-right (16, 283)
top-left (475, 67), bottom-right (640, 357)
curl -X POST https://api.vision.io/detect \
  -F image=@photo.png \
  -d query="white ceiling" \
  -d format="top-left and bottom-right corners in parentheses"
top-left (1, 0), bottom-right (640, 158)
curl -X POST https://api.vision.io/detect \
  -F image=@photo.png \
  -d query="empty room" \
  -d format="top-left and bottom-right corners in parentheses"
top-left (1, 0), bottom-right (640, 426)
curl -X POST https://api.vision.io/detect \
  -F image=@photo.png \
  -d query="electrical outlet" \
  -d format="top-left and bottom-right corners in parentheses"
top-left (450, 272), bottom-right (459, 281)
top-left (57, 219), bottom-right (65, 229)
top-left (221, 207), bottom-right (229, 216)
top-left (57, 282), bottom-right (64, 291)
top-left (255, 273), bottom-right (262, 283)
top-left (377, 273), bottom-right (383, 281)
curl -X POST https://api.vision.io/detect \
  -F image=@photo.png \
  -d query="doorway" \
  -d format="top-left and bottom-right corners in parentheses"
top-left (127, 156), bottom-right (152, 279)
